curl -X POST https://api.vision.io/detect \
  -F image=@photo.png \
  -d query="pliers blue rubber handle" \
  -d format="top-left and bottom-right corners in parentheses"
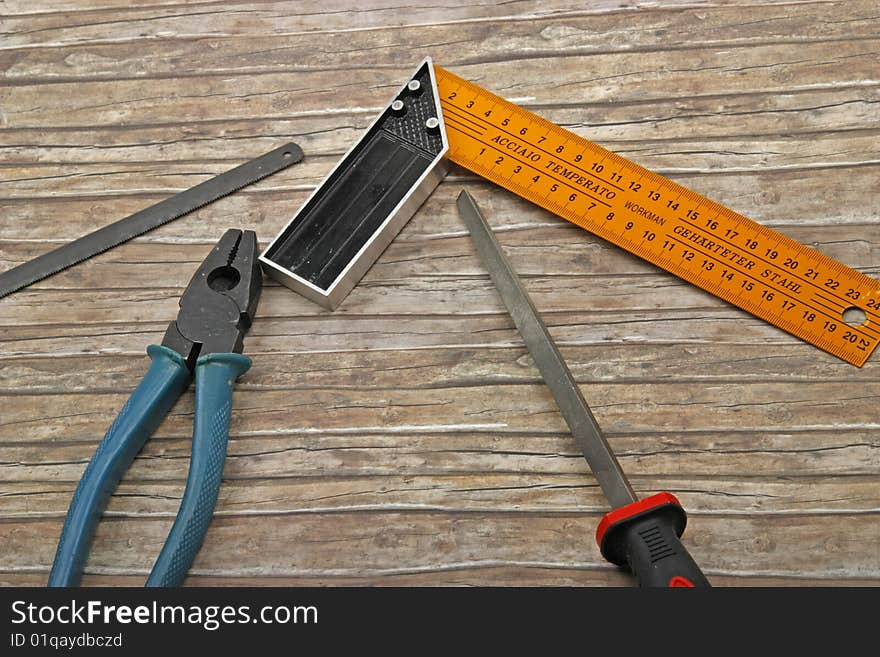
top-left (48, 229), bottom-right (262, 587)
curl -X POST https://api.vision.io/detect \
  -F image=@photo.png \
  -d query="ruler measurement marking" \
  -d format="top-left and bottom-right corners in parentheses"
top-left (661, 231), bottom-right (868, 353)
top-left (810, 295), bottom-right (855, 318)
top-left (665, 233), bottom-right (801, 303)
top-left (812, 290), bottom-right (879, 329)
top-left (443, 107), bottom-right (487, 133)
top-left (814, 289), bottom-right (864, 313)
top-left (463, 112), bottom-right (876, 345)
top-left (435, 66), bottom-right (879, 366)
top-left (807, 296), bottom-right (879, 339)
top-left (442, 100), bottom-right (625, 193)
top-left (442, 107), bottom-right (487, 135)
top-left (813, 286), bottom-right (874, 311)
top-left (446, 123), bottom-right (613, 209)
top-left (674, 214), bottom-right (849, 305)
top-left (663, 227), bottom-right (877, 338)
top-left (666, 233), bottom-right (804, 319)
top-left (443, 118), bottom-right (485, 140)
top-left (453, 145), bottom-right (609, 220)
top-left (722, 204), bottom-right (877, 291)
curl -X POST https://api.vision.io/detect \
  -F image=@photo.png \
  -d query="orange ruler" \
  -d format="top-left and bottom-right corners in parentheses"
top-left (434, 65), bottom-right (880, 367)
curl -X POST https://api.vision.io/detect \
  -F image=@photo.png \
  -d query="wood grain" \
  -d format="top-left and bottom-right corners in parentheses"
top-left (0, 0), bottom-right (878, 586)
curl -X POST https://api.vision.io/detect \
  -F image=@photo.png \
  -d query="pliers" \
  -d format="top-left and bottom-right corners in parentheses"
top-left (48, 229), bottom-right (262, 587)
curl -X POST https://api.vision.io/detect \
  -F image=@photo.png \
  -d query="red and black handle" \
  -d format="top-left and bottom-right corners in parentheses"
top-left (596, 492), bottom-right (710, 588)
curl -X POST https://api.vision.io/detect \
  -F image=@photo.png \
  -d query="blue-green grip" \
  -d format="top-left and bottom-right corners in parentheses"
top-left (48, 345), bottom-right (190, 587)
top-left (146, 352), bottom-right (251, 587)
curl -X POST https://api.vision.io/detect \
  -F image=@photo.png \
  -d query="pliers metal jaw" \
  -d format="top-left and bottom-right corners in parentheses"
top-left (162, 229), bottom-right (262, 370)
top-left (48, 229), bottom-right (261, 587)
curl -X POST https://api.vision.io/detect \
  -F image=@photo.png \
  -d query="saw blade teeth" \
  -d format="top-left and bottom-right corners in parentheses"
top-left (0, 143), bottom-right (302, 300)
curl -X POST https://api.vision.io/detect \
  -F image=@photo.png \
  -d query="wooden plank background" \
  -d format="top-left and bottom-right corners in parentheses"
top-left (0, 0), bottom-right (878, 586)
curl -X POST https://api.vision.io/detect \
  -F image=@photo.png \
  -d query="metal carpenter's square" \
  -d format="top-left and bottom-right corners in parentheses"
top-left (0, 142), bottom-right (304, 300)
top-left (260, 58), bottom-right (448, 309)
top-left (437, 65), bottom-right (879, 366)
top-left (457, 190), bottom-right (710, 588)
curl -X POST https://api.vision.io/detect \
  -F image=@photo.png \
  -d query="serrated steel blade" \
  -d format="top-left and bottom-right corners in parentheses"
top-left (0, 142), bottom-right (303, 300)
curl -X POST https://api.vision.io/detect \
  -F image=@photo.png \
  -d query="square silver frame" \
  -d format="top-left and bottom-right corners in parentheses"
top-left (259, 57), bottom-right (449, 309)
